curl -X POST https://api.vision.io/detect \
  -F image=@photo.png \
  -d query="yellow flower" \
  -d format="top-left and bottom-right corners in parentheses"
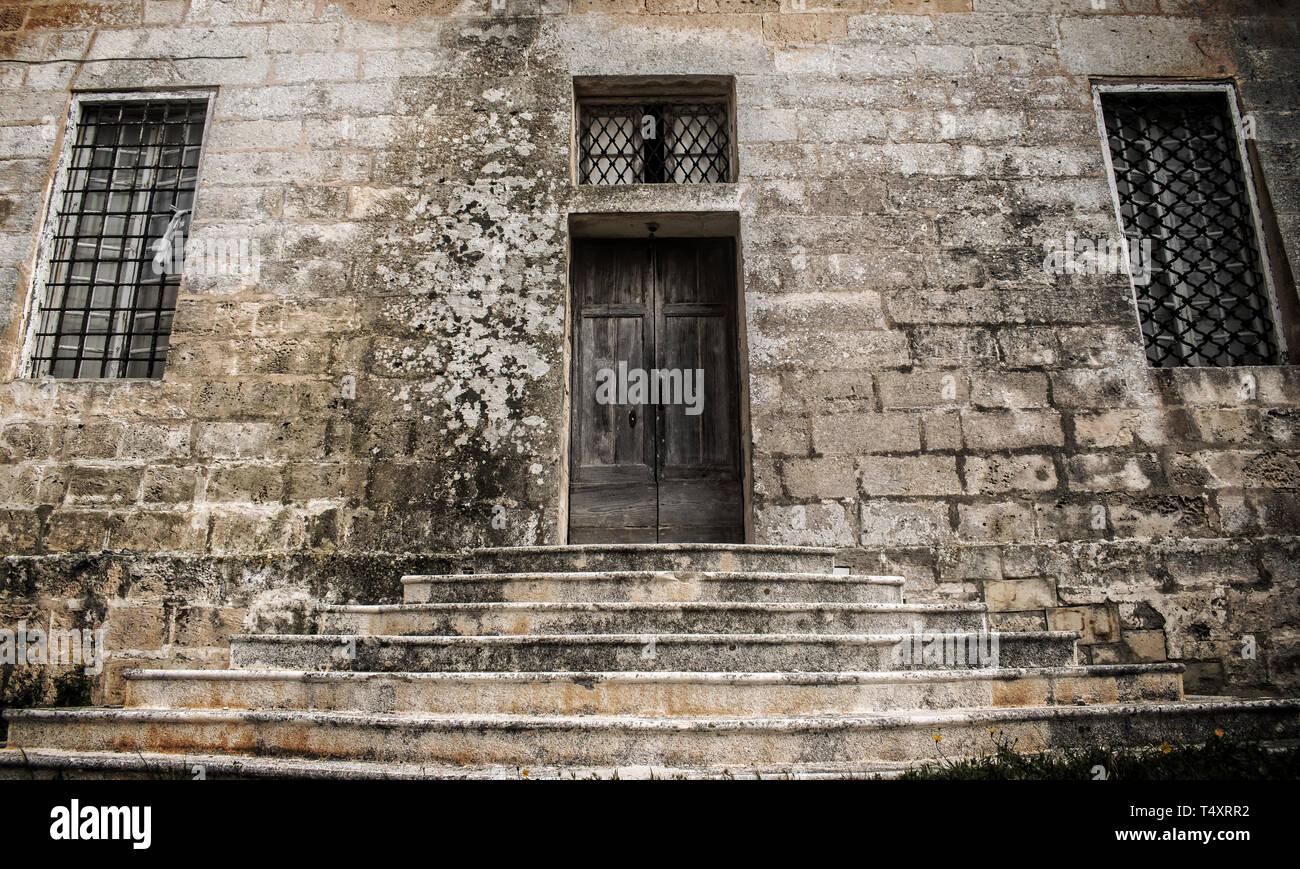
top-left (521, 769), bottom-right (530, 778)
top-left (988, 728), bottom-right (997, 735)
top-left (933, 734), bottom-right (942, 742)
top-left (1214, 729), bottom-right (1225, 739)
top-left (1160, 742), bottom-right (1172, 754)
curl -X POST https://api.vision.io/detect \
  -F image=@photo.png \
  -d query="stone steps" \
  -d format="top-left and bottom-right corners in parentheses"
top-left (6, 544), bottom-right (1298, 777)
top-left (0, 748), bottom-right (925, 780)
top-left (7, 698), bottom-right (1298, 768)
top-left (400, 571), bottom-right (904, 604)
top-left (466, 544), bottom-right (840, 575)
top-left (318, 601), bottom-right (987, 636)
top-left (120, 665), bottom-right (1185, 717)
top-left (228, 630), bottom-right (1077, 673)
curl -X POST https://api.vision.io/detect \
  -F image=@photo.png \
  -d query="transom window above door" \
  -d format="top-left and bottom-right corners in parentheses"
top-left (574, 77), bottom-right (735, 186)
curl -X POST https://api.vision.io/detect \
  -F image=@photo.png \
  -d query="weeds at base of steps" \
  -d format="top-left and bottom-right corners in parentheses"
top-left (897, 730), bottom-right (1300, 780)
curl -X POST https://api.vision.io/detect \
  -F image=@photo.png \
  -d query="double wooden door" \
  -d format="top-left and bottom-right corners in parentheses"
top-left (568, 237), bottom-right (744, 543)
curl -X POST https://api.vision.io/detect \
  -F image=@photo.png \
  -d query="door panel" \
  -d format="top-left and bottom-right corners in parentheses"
top-left (654, 239), bottom-right (742, 542)
top-left (569, 236), bottom-right (743, 543)
top-left (569, 240), bottom-right (656, 542)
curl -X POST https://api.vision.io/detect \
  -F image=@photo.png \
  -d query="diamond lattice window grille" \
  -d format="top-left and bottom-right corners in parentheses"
top-left (1100, 90), bottom-right (1278, 367)
top-left (29, 98), bottom-right (209, 379)
top-left (578, 101), bottom-right (730, 185)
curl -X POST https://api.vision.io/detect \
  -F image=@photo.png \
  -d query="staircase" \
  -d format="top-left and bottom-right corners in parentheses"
top-left (4, 544), bottom-right (1298, 779)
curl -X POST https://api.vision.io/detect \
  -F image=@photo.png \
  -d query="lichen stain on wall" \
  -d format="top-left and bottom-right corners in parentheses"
top-left (340, 19), bottom-right (571, 549)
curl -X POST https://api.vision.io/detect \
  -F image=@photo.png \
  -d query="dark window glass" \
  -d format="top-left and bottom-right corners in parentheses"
top-left (31, 98), bottom-right (208, 378)
top-left (579, 100), bottom-right (730, 185)
top-left (1101, 90), bottom-right (1277, 367)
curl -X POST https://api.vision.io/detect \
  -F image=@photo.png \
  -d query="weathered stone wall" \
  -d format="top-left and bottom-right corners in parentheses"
top-left (0, 0), bottom-right (1296, 705)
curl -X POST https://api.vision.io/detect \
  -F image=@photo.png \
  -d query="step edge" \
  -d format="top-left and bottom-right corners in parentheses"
top-left (0, 748), bottom-right (912, 780)
top-left (228, 630), bottom-right (1081, 645)
top-left (473, 545), bottom-right (842, 555)
top-left (321, 602), bottom-right (985, 614)
top-left (122, 663), bottom-right (1186, 684)
top-left (400, 571), bottom-right (906, 584)
top-left (9, 697), bottom-right (1299, 731)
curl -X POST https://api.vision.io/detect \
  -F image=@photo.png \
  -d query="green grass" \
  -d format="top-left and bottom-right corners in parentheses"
top-left (899, 731), bottom-right (1300, 780)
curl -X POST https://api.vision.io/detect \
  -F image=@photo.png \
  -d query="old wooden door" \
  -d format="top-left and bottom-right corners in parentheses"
top-left (568, 237), bottom-right (743, 543)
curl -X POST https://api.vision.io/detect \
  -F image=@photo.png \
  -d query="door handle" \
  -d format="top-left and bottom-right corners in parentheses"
top-left (628, 409), bottom-right (636, 428)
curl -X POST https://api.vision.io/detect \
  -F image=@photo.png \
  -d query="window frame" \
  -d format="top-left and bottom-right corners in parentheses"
top-left (1090, 80), bottom-right (1289, 367)
top-left (571, 76), bottom-right (738, 187)
top-left (17, 88), bottom-right (217, 381)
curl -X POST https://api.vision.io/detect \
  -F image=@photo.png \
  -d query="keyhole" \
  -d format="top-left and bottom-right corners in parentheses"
top-left (629, 409), bottom-right (636, 428)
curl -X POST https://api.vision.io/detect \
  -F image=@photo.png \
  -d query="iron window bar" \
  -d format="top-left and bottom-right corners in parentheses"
top-left (30, 98), bottom-right (209, 379)
top-left (1098, 89), bottom-right (1278, 367)
top-left (578, 100), bottom-right (730, 185)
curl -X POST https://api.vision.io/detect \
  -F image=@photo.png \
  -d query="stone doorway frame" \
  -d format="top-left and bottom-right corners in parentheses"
top-left (559, 210), bottom-right (754, 544)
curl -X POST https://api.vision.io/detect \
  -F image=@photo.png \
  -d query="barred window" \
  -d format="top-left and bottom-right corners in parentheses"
top-left (1098, 87), bottom-right (1280, 367)
top-left (578, 100), bottom-right (731, 185)
top-left (27, 97), bottom-right (209, 379)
